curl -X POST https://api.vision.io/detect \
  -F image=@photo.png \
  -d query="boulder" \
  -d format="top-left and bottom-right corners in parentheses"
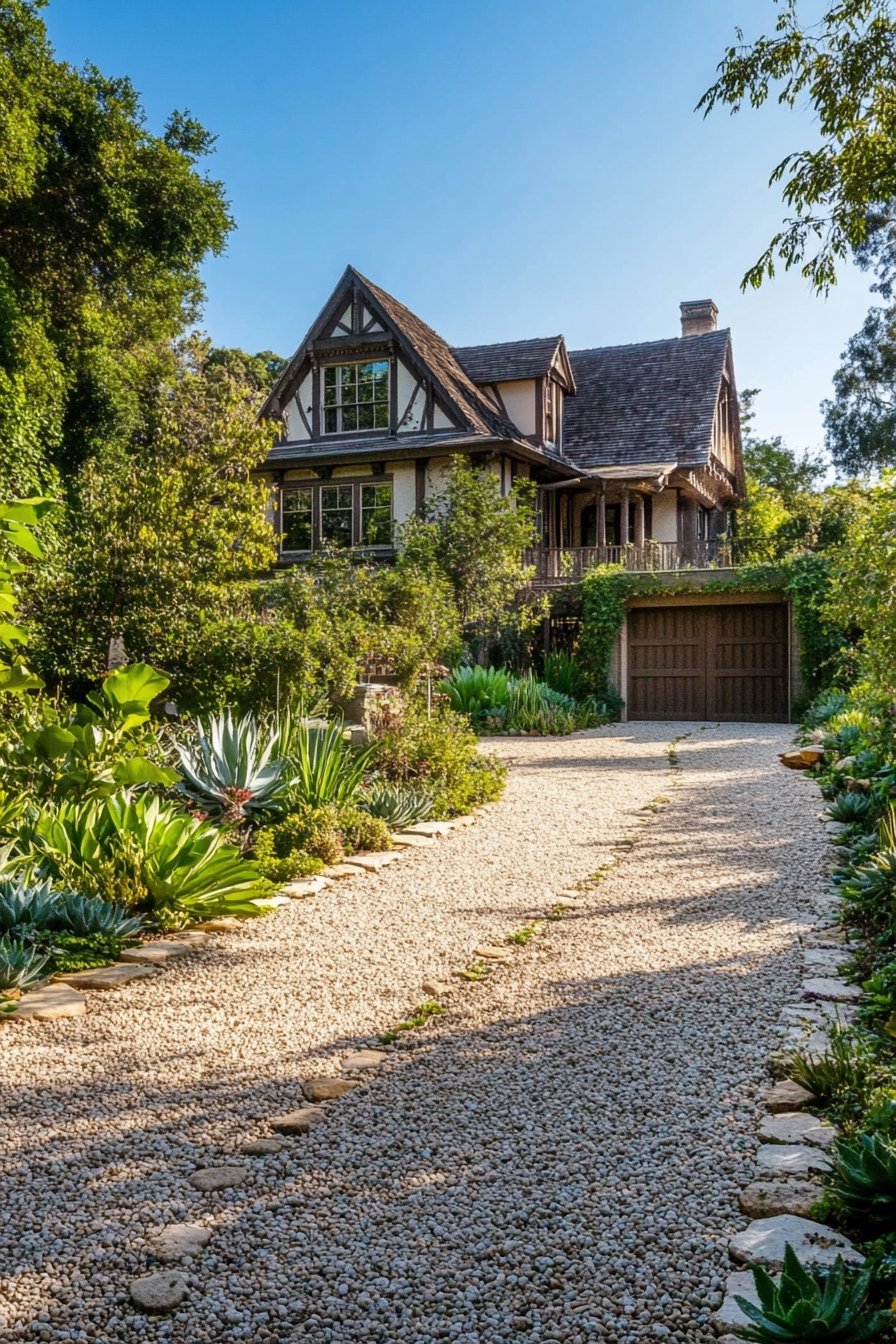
top-left (780, 750), bottom-right (811, 770)
top-left (129, 1271), bottom-right (188, 1313)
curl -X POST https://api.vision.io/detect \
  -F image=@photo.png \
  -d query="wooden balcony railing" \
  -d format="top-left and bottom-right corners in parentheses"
top-left (522, 539), bottom-right (743, 584)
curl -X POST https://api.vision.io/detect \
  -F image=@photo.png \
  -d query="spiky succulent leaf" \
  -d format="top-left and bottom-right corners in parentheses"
top-left (360, 782), bottom-right (433, 828)
top-left (175, 712), bottom-right (287, 819)
top-left (0, 935), bottom-right (50, 990)
top-left (733, 1249), bottom-right (888, 1343)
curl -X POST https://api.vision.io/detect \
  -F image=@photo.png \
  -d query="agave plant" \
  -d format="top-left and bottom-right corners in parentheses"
top-left (287, 722), bottom-right (372, 808)
top-left (734, 1245), bottom-right (889, 1343)
top-left (30, 793), bottom-right (268, 926)
top-left (360, 782), bottom-right (433, 829)
top-left (0, 877), bottom-right (61, 932)
top-left (54, 891), bottom-right (143, 939)
top-left (175, 712), bottom-right (288, 822)
top-left (0, 935), bottom-right (50, 991)
top-left (827, 792), bottom-right (874, 824)
top-left (827, 1131), bottom-right (896, 1224)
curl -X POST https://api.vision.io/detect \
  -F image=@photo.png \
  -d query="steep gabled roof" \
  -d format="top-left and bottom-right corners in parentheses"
top-left (563, 329), bottom-right (732, 470)
top-left (453, 336), bottom-right (565, 384)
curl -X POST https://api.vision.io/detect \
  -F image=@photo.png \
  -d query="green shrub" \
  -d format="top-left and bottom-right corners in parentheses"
top-left (438, 666), bottom-right (510, 721)
top-left (43, 930), bottom-right (125, 973)
top-left (788, 1027), bottom-right (884, 1123)
top-left (372, 705), bottom-right (505, 817)
top-left (254, 805), bottom-right (345, 870)
top-left (336, 805), bottom-right (392, 854)
top-left (251, 826), bottom-right (326, 884)
top-left (543, 650), bottom-right (588, 699)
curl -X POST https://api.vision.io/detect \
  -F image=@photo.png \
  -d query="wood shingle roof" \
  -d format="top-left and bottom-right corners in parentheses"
top-left (562, 329), bottom-right (732, 470)
top-left (452, 336), bottom-right (565, 384)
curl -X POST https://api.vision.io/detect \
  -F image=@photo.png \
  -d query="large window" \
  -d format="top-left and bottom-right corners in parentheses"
top-left (323, 360), bottom-right (389, 433)
top-left (279, 479), bottom-right (393, 552)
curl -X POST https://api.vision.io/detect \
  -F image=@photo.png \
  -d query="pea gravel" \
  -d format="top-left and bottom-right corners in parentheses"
top-left (0, 722), bottom-right (823, 1343)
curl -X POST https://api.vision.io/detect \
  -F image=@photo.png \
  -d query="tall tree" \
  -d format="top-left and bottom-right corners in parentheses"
top-left (699, 0), bottom-right (896, 293)
top-left (0, 0), bottom-right (232, 491)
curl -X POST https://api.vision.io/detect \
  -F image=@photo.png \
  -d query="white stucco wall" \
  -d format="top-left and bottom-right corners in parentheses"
top-left (652, 490), bottom-right (679, 543)
top-left (396, 359), bottom-right (427, 432)
top-left (497, 380), bottom-right (535, 436)
top-left (283, 371), bottom-right (313, 441)
top-left (392, 461), bottom-right (416, 526)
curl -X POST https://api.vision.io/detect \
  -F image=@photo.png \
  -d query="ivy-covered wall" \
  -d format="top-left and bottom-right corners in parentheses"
top-left (567, 557), bottom-right (842, 717)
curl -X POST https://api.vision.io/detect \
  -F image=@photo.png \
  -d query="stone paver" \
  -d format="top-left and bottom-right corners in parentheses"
top-left (758, 1111), bottom-right (837, 1148)
top-left (11, 984), bottom-right (86, 1020)
top-left (1, 724), bottom-right (822, 1343)
top-left (53, 963), bottom-right (157, 991)
top-left (729, 1215), bottom-right (863, 1270)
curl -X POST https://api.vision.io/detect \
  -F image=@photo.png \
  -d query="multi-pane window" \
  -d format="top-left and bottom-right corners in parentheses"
top-left (281, 487), bottom-right (313, 551)
top-left (279, 480), bottom-right (393, 553)
top-left (323, 360), bottom-right (389, 433)
top-left (320, 485), bottom-right (354, 545)
top-left (360, 483), bottom-right (392, 545)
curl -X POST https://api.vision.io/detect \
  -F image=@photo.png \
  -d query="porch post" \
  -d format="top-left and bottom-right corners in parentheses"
top-left (681, 496), bottom-right (699, 561)
top-left (620, 487), bottom-right (630, 546)
top-left (633, 493), bottom-right (646, 549)
top-left (596, 486), bottom-right (606, 549)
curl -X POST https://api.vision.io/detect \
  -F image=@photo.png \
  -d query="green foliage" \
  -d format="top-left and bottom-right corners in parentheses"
top-left (42, 930), bottom-right (125, 974)
top-left (175, 711), bottom-right (288, 822)
top-left (543, 650), bottom-right (588, 699)
top-left (829, 792), bottom-right (875, 823)
top-left (438, 666), bottom-right (511, 722)
top-left (0, 934), bottom-right (49, 991)
top-left (699, 0), bottom-right (896, 295)
top-left (335, 805), bottom-right (392, 855)
top-left (788, 1028), bottom-right (884, 1122)
top-left (28, 792), bottom-right (268, 926)
top-left (733, 1245), bottom-right (888, 1343)
top-left (826, 474), bottom-right (896, 690)
top-left (578, 565), bottom-right (631, 706)
top-left (830, 1131), bottom-right (896, 1224)
top-left (0, 876), bottom-right (142, 939)
top-left (360, 782), bottom-right (433, 829)
top-left (287, 721), bottom-right (372, 809)
top-left (251, 825), bottom-right (325, 884)
top-left (0, 495), bottom-right (52, 695)
top-left (372, 703), bottom-right (505, 818)
top-left (380, 999), bottom-right (444, 1044)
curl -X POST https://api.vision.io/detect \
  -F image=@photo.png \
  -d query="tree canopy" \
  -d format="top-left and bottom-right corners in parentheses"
top-left (699, 0), bottom-right (896, 294)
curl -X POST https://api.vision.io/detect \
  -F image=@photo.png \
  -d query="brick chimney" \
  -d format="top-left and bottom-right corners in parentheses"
top-left (680, 299), bottom-right (718, 338)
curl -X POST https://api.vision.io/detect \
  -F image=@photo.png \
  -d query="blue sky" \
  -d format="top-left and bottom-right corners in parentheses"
top-left (49, 0), bottom-right (874, 460)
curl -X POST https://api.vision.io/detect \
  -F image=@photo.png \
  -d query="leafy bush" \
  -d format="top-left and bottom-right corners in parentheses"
top-left (438, 666), bottom-right (510, 721)
top-left (543, 650), bottom-right (588, 699)
top-left (250, 826), bottom-right (325, 885)
top-left (734, 1245), bottom-right (888, 1343)
top-left (336, 805), bottom-right (392, 854)
top-left (788, 1028), bottom-right (883, 1122)
top-left (828, 1132), bottom-right (896, 1225)
top-left (255, 805), bottom-right (345, 869)
top-left (29, 793), bottom-right (268, 926)
top-left (361, 782), bottom-right (433, 829)
top-left (372, 705), bottom-right (505, 817)
top-left (506, 671), bottom-right (578, 734)
top-left (176, 711), bottom-right (288, 822)
top-left (44, 931), bottom-right (127, 973)
top-left (287, 722), bottom-right (372, 808)
top-left (0, 935), bottom-right (50, 991)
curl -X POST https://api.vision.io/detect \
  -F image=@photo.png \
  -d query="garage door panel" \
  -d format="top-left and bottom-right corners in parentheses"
top-left (627, 604), bottom-right (788, 723)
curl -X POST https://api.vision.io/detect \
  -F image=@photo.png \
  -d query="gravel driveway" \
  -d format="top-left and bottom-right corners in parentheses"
top-left (1, 722), bottom-right (823, 1343)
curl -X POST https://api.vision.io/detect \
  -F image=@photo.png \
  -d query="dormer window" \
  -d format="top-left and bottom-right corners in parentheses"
top-left (323, 360), bottom-right (389, 433)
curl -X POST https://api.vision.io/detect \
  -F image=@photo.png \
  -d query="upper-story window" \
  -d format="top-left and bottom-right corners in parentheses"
top-left (323, 360), bottom-right (389, 433)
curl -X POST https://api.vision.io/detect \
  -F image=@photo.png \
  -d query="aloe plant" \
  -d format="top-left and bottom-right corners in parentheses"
top-left (30, 793), bottom-right (268, 925)
top-left (287, 722), bottom-right (372, 808)
top-left (360, 782), bottom-right (433, 829)
top-left (828, 1131), bottom-right (896, 1224)
top-left (734, 1245), bottom-right (889, 1343)
top-left (0, 935), bottom-right (50, 991)
top-left (175, 712), bottom-right (288, 821)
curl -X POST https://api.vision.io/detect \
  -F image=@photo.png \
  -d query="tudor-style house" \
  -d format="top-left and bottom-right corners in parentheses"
top-left (259, 267), bottom-right (744, 580)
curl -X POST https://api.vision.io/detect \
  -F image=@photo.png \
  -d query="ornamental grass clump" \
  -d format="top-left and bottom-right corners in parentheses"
top-left (286, 722), bottom-right (373, 808)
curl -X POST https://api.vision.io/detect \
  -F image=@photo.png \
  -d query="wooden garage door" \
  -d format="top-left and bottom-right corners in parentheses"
top-left (627, 604), bottom-right (789, 722)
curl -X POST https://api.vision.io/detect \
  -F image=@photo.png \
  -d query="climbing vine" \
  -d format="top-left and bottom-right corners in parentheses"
top-left (574, 558), bottom-right (844, 713)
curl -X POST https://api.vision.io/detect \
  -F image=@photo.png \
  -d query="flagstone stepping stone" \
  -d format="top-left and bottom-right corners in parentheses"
top-left (449, 815), bottom-right (476, 827)
top-left (756, 1144), bottom-right (832, 1176)
top-left (192, 917), bottom-right (242, 932)
top-left (802, 947), bottom-right (847, 974)
top-left (302, 1076), bottom-right (361, 1102)
top-left (120, 941), bottom-right (193, 965)
top-left (129, 1271), bottom-right (188, 1313)
top-left (54, 963), bottom-right (157, 991)
top-left (729, 1215), bottom-right (863, 1270)
top-left (759, 1112), bottom-right (837, 1148)
top-left (780, 1027), bottom-right (834, 1060)
top-left (738, 1179), bottom-right (823, 1219)
top-left (12, 983), bottom-right (86, 1020)
top-left (264, 894), bottom-right (292, 907)
top-left (149, 1223), bottom-right (211, 1261)
top-left (711, 1270), bottom-right (762, 1333)
top-left (390, 832), bottom-right (435, 848)
top-left (321, 863), bottom-right (366, 878)
top-left (188, 1165), bottom-right (248, 1192)
top-left (342, 1049), bottom-right (388, 1071)
top-left (760, 1079), bottom-right (816, 1113)
top-left (780, 1000), bottom-right (856, 1026)
top-left (268, 1107), bottom-right (325, 1135)
top-left (401, 821), bottom-right (452, 836)
top-left (475, 945), bottom-right (513, 963)
top-left (802, 977), bottom-right (862, 1002)
top-left (240, 1137), bottom-right (287, 1155)
top-left (170, 931), bottom-right (210, 947)
top-left (344, 852), bottom-right (399, 872)
top-left (281, 876), bottom-right (328, 897)
top-left (421, 979), bottom-right (455, 999)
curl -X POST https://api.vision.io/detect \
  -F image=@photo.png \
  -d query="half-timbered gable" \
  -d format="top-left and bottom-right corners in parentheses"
top-left (259, 270), bottom-right (744, 569)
